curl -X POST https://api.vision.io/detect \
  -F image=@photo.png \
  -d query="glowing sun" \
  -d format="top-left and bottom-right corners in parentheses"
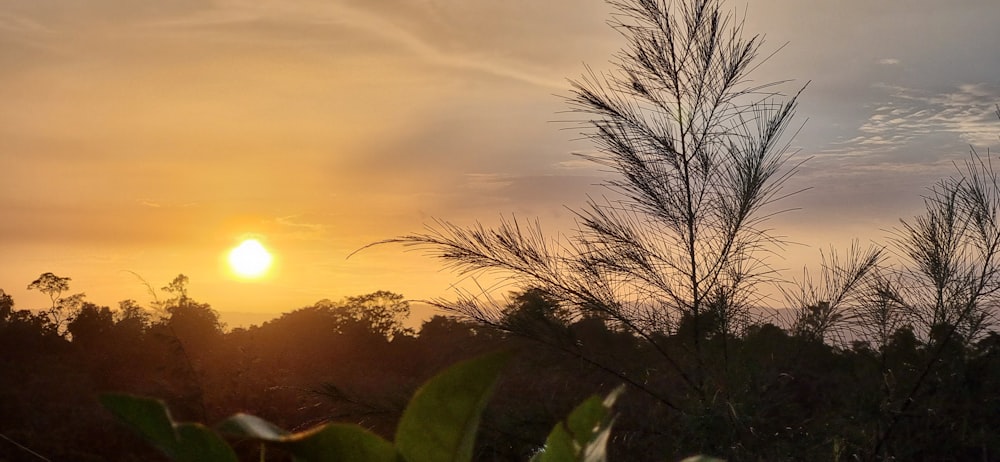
top-left (228, 239), bottom-right (273, 278)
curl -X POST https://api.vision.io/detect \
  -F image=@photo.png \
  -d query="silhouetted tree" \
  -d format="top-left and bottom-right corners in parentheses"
top-left (27, 272), bottom-right (70, 310)
top-left (782, 243), bottom-right (883, 345)
top-left (152, 274), bottom-right (224, 347)
top-left (889, 153), bottom-right (1000, 344)
top-left (861, 113), bottom-right (1000, 459)
top-left (67, 302), bottom-right (115, 347)
top-left (27, 272), bottom-right (84, 333)
top-left (340, 290), bottom-right (412, 340)
top-left (500, 288), bottom-right (572, 341)
top-left (115, 299), bottom-right (151, 332)
top-left (0, 288), bottom-right (13, 322)
top-left (157, 274), bottom-right (191, 314)
top-left (380, 0), bottom-right (804, 418)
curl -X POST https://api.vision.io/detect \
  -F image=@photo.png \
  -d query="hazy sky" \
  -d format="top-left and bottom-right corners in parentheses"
top-left (2, 0), bottom-right (999, 322)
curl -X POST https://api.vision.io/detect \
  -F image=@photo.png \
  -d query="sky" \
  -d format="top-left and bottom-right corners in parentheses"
top-left (2, 0), bottom-right (999, 326)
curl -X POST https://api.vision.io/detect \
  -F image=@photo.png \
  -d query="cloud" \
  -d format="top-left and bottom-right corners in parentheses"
top-left (824, 82), bottom-right (999, 165)
top-left (133, 0), bottom-right (586, 90)
top-left (872, 83), bottom-right (999, 145)
top-left (877, 58), bottom-right (900, 66)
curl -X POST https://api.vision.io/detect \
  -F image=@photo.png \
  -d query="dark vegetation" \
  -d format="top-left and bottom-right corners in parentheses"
top-left (4, 0), bottom-right (1000, 460)
top-left (97, 350), bottom-right (633, 462)
top-left (2, 273), bottom-right (1000, 460)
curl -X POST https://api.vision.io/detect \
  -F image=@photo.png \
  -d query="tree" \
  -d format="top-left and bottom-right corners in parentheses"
top-left (889, 152), bottom-right (1000, 344)
top-left (866, 143), bottom-right (1000, 459)
top-left (340, 291), bottom-right (412, 340)
top-left (158, 274), bottom-right (191, 314)
top-left (154, 274), bottom-right (224, 342)
top-left (781, 242), bottom-right (884, 346)
top-left (27, 272), bottom-right (85, 334)
top-left (500, 288), bottom-right (572, 339)
top-left (116, 299), bottom-right (151, 332)
top-left (27, 272), bottom-right (70, 310)
top-left (67, 302), bottom-right (115, 346)
top-left (381, 0), bottom-right (802, 407)
top-left (0, 288), bottom-right (13, 321)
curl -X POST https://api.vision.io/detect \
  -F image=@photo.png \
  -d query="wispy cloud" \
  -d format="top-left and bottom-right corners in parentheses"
top-left (830, 82), bottom-right (999, 159)
top-left (874, 83), bottom-right (997, 145)
top-left (140, 0), bottom-right (568, 89)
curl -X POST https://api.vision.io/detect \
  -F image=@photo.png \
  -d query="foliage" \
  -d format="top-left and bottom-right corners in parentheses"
top-left (1, 279), bottom-right (1000, 459)
top-left (27, 272), bottom-right (71, 309)
top-left (863, 146), bottom-right (1000, 458)
top-left (100, 393), bottom-right (237, 462)
top-left (531, 386), bottom-right (622, 462)
top-left (781, 242), bottom-right (884, 345)
top-left (374, 0), bottom-right (806, 417)
top-left (361, 1), bottom-right (999, 458)
top-left (27, 272), bottom-right (86, 333)
top-left (302, 291), bottom-right (413, 340)
top-left (340, 290), bottom-right (413, 340)
top-left (889, 150), bottom-right (1000, 343)
top-left (392, 351), bottom-right (510, 462)
top-left (0, 288), bottom-right (13, 321)
top-left (100, 351), bottom-right (641, 462)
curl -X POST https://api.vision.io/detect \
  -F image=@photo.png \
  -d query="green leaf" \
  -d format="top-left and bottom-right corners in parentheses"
top-left (531, 423), bottom-right (575, 462)
top-left (174, 423), bottom-right (240, 462)
top-left (100, 393), bottom-right (238, 462)
top-left (285, 423), bottom-right (401, 462)
top-left (100, 394), bottom-right (180, 458)
top-left (219, 413), bottom-right (399, 462)
top-left (532, 387), bottom-right (623, 462)
top-left (565, 396), bottom-right (608, 444)
top-left (395, 350), bottom-right (513, 462)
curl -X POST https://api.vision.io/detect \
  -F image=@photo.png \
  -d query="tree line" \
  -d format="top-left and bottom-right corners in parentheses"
top-left (1, 273), bottom-right (999, 460)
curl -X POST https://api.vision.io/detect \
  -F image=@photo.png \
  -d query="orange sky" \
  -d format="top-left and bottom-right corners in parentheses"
top-left (2, 0), bottom-right (998, 325)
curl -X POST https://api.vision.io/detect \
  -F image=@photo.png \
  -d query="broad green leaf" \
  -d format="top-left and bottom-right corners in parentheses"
top-left (395, 350), bottom-right (513, 462)
top-left (531, 423), bottom-right (575, 462)
top-left (100, 393), bottom-right (238, 462)
top-left (174, 423), bottom-right (240, 462)
top-left (100, 394), bottom-right (182, 458)
top-left (285, 423), bottom-right (401, 462)
top-left (532, 387), bottom-right (623, 462)
top-left (565, 396), bottom-right (607, 444)
top-left (578, 387), bottom-right (622, 462)
top-left (220, 413), bottom-right (399, 462)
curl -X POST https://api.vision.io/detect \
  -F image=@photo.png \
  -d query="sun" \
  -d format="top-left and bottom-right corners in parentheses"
top-left (228, 239), bottom-right (273, 278)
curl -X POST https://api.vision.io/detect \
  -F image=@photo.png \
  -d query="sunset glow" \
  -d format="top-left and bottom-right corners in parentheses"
top-left (0, 0), bottom-right (996, 325)
top-left (228, 239), bottom-right (273, 279)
